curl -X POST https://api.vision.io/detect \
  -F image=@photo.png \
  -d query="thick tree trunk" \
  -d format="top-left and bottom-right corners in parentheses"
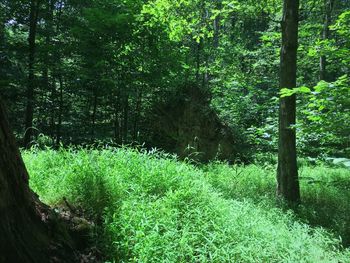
top-left (277, 0), bottom-right (301, 204)
top-left (0, 98), bottom-right (76, 262)
top-left (0, 98), bottom-right (50, 262)
top-left (319, 0), bottom-right (335, 81)
top-left (24, 0), bottom-right (40, 148)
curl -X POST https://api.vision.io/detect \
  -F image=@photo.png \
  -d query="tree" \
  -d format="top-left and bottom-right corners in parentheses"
top-left (0, 6), bottom-right (78, 257)
top-left (0, 96), bottom-right (75, 261)
top-left (24, 0), bottom-right (40, 147)
top-left (277, 0), bottom-right (301, 204)
top-left (0, 97), bottom-right (51, 261)
top-left (2, 0), bottom-right (349, 160)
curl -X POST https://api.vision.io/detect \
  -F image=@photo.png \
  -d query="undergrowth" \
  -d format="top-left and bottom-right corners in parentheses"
top-left (204, 161), bottom-right (350, 246)
top-left (23, 147), bottom-right (350, 262)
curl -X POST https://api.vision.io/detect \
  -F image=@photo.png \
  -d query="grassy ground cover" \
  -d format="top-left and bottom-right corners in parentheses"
top-left (23, 148), bottom-right (350, 262)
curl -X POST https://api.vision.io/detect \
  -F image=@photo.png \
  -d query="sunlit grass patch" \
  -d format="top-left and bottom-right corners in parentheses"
top-left (23, 148), bottom-right (350, 262)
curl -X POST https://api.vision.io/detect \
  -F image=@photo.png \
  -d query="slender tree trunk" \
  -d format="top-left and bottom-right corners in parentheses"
top-left (202, 53), bottom-right (209, 90)
top-left (24, 0), bottom-right (40, 148)
top-left (91, 88), bottom-right (98, 140)
top-left (113, 88), bottom-right (121, 143)
top-left (39, 1), bottom-right (50, 117)
top-left (56, 75), bottom-right (63, 146)
top-left (195, 41), bottom-right (201, 84)
top-left (133, 88), bottom-right (142, 141)
top-left (114, 102), bottom-right (120, 143)
top-left (50, 81), bottom-right (56, 141)
top-left (319, 0), bottom-right (335, 81)
top-left (122, 94), bottom-right (129, 143)
top-left (52, 0), bottom-right (65, 144)
top-left (44, 0), bottom-right (55, 140)
top-left (277, 0), bottom-right (301, 204)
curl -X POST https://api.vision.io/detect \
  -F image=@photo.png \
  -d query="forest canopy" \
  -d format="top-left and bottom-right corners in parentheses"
top-left (1, 0), bottom-right (349, 160)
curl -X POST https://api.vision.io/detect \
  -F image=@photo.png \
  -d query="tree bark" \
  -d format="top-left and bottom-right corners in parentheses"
top-left (277, 0), bottom-right (301, 204)
top-left (24, 0), bottom-right (40, 148)
top-left (0, 97), bottom-right (77, 262)
top-left (0, 98), bottom-right (49, 262)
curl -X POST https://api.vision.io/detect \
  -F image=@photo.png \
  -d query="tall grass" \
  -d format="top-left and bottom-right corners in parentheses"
top-left (23, 148), bottom-right (350, 262)
top-left (204, 162), bottom-right (350, 246)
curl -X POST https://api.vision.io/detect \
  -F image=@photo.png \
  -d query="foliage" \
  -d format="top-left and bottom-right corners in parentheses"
top-left (279, 75), bottom-right (350, 156)
top-left (23, 148), bottom-right (350, 262)
top-left (1, 0), bottom-right (349, 160)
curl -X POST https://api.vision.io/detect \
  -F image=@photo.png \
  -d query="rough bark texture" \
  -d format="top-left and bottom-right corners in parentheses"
top-left (277, 0), bottom-right (301, 204)
top-left (0, 98), bottom-right (50, 262)
top-left (0, 99), bottom-right (75, 262)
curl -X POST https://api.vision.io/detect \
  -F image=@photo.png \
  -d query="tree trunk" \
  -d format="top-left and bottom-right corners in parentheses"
top-left (56, 75), bottom-right (63, 146)
top-left (0, 98), bottom-right (50, 261)
top-left (113, 89), bottom-right (121, 143)
top-left (122, 94), bottom-right (129, 143)
top-left (133, 88), bottom-right (142, 141)
top-left (24, 0), bottom-right (40, 148)
top-left (319, 0), bottom-right (335, 81)
top-left (0, 7), bottom-right (7, 88)
top-left (91, 87), bottom-right (98, 141)
top-left (195, 41), bottom-right (201, 84)
top-left (44, 0), bottom-right (55, 140)
top-left (50, 81), bottom-right (56, 141)
top-left (277, 0), bottom-right (301, 204)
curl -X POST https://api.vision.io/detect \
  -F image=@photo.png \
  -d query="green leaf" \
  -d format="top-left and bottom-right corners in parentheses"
top-left (299, 86), bottom-right (311, 93)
